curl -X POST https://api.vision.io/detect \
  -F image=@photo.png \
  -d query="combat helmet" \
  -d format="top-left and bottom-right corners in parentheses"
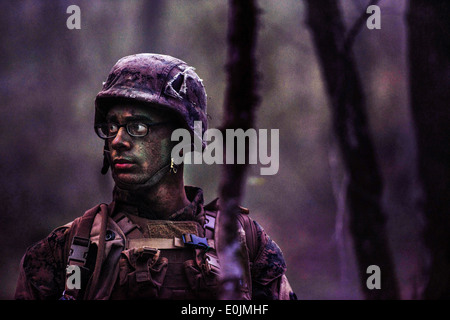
top-left (94, 53), bottom-right (208, 188)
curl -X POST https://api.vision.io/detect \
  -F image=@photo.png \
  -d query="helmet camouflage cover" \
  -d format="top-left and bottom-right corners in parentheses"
top-left (95, 53), bottom-right (208, 147)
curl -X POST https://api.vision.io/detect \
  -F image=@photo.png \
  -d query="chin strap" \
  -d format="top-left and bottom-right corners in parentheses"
top-left (100, 142), bottom-right (179, 190)
top-left (114, 163), bottom-right (172, 191)
top-left (101, 145), bottom-right (111, 175)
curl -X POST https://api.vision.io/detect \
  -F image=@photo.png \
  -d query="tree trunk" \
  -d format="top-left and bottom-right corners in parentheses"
top-left (305, 0), bottom-right (400, 299)
top-left (407, 0), bottom-right (450, 300)
top-left (216, 0), bottom-right (260, 300)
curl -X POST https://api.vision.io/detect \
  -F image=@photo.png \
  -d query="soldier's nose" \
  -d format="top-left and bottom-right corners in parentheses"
top-left (111, 127), bottom-right (131, 150)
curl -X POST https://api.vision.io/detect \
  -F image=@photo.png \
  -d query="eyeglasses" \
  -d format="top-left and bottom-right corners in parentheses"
top-left (95, 121), bottom-right (171, 139)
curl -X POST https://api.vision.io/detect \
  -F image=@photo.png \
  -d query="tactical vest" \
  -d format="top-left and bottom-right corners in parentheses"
top-left (61, 201), bottom-right (257, 300)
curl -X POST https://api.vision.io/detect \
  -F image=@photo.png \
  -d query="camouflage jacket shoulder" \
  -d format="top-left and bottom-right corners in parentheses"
top-left (14, 224), bottom-right (71, 300)
top-left (248, 220), bottom-right (290, 299)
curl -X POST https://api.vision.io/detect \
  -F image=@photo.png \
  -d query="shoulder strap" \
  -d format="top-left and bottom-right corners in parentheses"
top-left (65, 205), bottom-right (99, 263)
top-left (61, 203), bottom-right (108, 300)
top-left (204, 199), bottom-right (258, 263)
top-left (236, 209), bottom-right (259, 263)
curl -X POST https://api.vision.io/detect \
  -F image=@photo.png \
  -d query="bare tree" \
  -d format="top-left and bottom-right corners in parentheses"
top-left (407, 0), bottom-right (450, 300)
top-left (216, 0), bottom-right (260, 299)
top-left (305, 0), bottom-right (400, 299)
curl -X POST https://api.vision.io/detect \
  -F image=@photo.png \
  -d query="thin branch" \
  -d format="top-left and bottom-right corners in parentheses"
top-left (216, 0), bottom-right (260, 300)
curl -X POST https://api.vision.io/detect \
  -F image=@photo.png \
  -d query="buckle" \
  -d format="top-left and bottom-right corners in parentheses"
top-left (204, 215), bottom-right (215, 231)
top-left (205, 253), bottom-right (220, 275)
top-left (136, 246), bottom-right (159, 256)
top-left (182, 234), bottom-right (210, 250)
top-left (68, 236), bottom-right (90, 265)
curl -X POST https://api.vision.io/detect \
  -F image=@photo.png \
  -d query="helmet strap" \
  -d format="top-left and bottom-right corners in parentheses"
top-left (101, 142), bottom-right (111, 175)
top-left (100, 142), bottom-right (179, 190)
top-left (113, 162), bottom-right (172, 191)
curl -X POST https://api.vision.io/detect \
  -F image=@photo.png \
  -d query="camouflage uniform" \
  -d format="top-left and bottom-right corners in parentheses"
top-left (15, 54), bottom-right (296, 300)
top-left (15, 187), bottom-right (294, 300)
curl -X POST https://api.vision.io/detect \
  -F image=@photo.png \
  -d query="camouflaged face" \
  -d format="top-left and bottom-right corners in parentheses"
top-left (95, 53), bottom-right (208, 146)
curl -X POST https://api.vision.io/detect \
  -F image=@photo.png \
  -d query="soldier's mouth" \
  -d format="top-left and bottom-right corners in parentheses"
top-left (113, 158), bottom-right (136, 170)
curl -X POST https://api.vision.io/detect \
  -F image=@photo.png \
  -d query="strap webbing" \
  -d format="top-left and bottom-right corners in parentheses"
top-left (236, 213), bottom-right (259, 263)
top-left (62, 204), bottom-right (106, 300)
top-left (114, 213), bottom-right (140, 237)
top-left (127, 237), bottom-right (215, 250)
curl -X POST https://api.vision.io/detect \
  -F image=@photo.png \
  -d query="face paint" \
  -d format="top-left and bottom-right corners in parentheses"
top-left (106, 104), bottom-right (175, 188)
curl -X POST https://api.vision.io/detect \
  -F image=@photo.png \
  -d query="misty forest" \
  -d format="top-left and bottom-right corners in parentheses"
top-left (1, 0), bottom-right (449, 299)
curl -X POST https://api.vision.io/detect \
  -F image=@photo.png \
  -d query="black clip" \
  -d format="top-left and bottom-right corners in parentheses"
top-left (205, 253), bottom-right (220, 275)
top-left (68, 236), bottom-right (90, 265)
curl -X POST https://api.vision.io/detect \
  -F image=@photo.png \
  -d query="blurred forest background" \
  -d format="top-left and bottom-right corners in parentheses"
top-left (0, 0), bottom-right (438, 299)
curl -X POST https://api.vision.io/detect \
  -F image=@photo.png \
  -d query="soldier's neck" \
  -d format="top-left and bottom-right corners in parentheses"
top-left (142, 180), bottom-right (190, 220)
top-left (123, 172), bottom-right (190, 220)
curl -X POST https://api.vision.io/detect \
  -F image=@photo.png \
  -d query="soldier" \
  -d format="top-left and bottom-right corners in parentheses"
top-left (15, 53), bottom-right (296, 300)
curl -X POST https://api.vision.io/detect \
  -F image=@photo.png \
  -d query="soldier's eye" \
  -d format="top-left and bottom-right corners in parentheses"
top-left (108, 123), bottom-right (119, 134)
top-left (128, 122), bottom-right (148, 136)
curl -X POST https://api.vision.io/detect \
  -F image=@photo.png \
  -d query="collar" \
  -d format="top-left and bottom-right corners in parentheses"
top-left (111, 185), bottom-right (206, 226)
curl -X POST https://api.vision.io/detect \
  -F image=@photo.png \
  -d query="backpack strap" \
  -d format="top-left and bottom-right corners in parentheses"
top-left (236, 210), bottom-right (259, 263)
top-left (61, 203), bottom-right (108, 300)
top-left (203, 198), bottom-right (259, 263)
top-left (203, 200), bottom-right (256, 299)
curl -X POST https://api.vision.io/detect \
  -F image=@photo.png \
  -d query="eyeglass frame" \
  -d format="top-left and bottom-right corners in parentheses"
top-left (94, 121), bottom-right (172, 139)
